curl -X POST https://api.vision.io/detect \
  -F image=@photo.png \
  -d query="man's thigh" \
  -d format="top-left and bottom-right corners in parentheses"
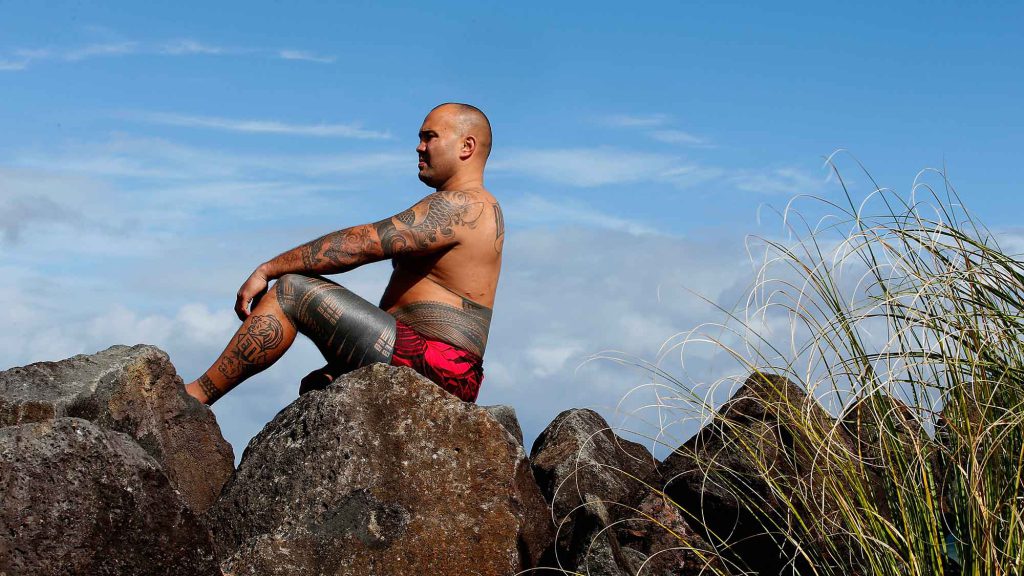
top-left (274, 274), bottom-right (396, 369)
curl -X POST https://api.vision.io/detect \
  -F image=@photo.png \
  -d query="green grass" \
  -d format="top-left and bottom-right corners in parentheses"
top-left (598, 160), bottom-right (1024, 575)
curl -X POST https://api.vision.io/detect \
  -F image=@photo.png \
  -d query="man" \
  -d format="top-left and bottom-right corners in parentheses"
top-left (185, 103), bottom-right (503, 405)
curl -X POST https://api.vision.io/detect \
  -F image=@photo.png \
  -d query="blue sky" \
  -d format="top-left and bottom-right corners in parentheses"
top-left (2, 1), bottom-right (1022, 459)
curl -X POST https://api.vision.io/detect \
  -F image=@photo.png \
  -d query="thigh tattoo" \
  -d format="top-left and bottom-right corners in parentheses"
top-left (275, 274), bottom-right (396, 370)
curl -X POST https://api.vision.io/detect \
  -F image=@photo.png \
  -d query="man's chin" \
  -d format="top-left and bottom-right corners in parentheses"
top-left (417, 172), bottom-right (439, 187)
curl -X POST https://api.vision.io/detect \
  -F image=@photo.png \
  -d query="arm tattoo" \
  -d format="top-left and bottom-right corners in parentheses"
top-left (390, 297), bottom-right (493, 357)
top-left (216, 314), bottom-right (285, 380)
top-left (301, 235), bottom-right (327, 269)
top-left (374, 191), bottom-right (485, 257)
top-left (324, 226), bottom-right (379, 267)
top-left (374, 217), bottom-right (410, 257)
top-left (493, 203), bottom-right (504, 254)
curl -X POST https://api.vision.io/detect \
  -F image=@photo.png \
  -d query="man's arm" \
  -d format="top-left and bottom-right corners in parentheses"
top-left (234, 190), bottom-right (486, 319)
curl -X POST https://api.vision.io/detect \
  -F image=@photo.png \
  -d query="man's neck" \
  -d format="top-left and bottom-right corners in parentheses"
top-left (435, 172), bottom-right (484, 192)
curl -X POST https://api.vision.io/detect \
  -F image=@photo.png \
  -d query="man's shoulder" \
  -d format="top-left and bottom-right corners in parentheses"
top-left (426, 187), bottom-right (497, 204)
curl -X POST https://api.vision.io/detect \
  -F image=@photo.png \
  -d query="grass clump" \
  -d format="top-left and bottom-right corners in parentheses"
top-left (604, 160), bottom-right (1024, 575)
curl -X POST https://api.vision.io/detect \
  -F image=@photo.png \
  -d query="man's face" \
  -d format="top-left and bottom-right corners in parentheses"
top-left (416, 107), bottom-right (461, 188)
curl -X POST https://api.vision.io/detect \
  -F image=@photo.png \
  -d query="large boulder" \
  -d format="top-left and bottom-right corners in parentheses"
top-left (530, 408), bottom-right (717, 575)
top-left (659, 372), bottom-right (868, 575)
top-left (209, 363), bottom-right (552, 576)
top-left (0, 344), bottom-right (234, 513)
top-left (0, 418), bottom-right (220, 575)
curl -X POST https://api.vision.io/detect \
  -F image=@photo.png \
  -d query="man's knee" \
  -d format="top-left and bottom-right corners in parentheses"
top-left (275, 273), bottom-right (333, 314)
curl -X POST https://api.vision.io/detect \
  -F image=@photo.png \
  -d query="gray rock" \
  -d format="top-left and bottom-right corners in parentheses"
top-left (0, 344), bottom-right (234, 513)
top-left (530, 408), bottom-right (659, 574)
top-left (615, 492), bottom-right (725, 575)
top-left (209, 363), bottom-right (553, 576)
top-left (0, 418), bottom-right (220, 576)
top-left (482, 403), bottom-right (524, 447)
top-left (659, 372), bottom-right (863, 575)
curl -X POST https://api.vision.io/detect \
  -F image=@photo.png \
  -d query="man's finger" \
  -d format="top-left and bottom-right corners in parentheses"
top-left (235, 294), bottom-right (249, 321)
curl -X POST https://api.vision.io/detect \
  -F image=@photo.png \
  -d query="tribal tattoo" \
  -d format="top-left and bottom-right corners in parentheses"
top-left (493, 203), bottom-right (504, 254)
top-left (374, 191), bottom-right (485, 257)
top-left (390, 297), bottom-right (493, 357)
top-left (216, 313), bottom-right (285, 380)
top-left (276, 274), bottom-right (396, 369)
top-left (196, 374), bottom-right (222, 404)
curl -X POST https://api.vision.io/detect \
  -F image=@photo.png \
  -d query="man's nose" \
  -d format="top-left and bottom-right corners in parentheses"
top-left (416, 141), bottom-right (426, 153)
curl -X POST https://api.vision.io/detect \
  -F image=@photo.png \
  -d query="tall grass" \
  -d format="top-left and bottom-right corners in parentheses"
top-left (600, 160), bottom-right (1024, 575)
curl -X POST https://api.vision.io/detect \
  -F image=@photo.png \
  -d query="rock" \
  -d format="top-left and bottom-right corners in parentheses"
top-left (0, 344), bottom-right (234, 513)
top-left (615, 492), bottom-right (725, 575)
top-left (482, 403), bottom-right (525, 447)
top-left (659, 372), bottom-right (863, 575)
top-left (530, 408), bottom-right (661, 574)
top-left (209, 363), bottom-right (552, 576)
top-left (0, 418), bottom-right (220, 576)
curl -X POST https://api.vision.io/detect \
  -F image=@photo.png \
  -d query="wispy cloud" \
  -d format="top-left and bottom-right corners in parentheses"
top-left (730, 167), bottom-right (826, 195)
top-left (494, 147), bottom-right (719, 188)
top-left (277, 49), bottom-right (336, 64)
top-left (126, 111), bottom-right (390, 139)
top-left (504, 194), bottom-right (660, 235)
top-left (601, 113), bottom-right (671, 128)
top-left (63, 41), bottom-right (138, 61)
top-left (0, 38), bottom-right (335, 71)
top-left (158, 39), bottom-right (230, 55)
top-left (649, 129), bottom-right (709, 146)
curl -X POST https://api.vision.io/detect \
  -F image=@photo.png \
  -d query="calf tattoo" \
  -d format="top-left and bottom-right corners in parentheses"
top-left (216, 314), bottom-right (285, 380)
top-left (196, 374), bottom-right (222, 403)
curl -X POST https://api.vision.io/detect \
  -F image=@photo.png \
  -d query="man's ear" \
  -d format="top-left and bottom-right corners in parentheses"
top-left (459, 135), bottom-right (477, 160)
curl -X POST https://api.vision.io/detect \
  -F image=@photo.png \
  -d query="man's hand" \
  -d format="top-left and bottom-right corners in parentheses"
top-left (235, 268), bottom-right (269, 321)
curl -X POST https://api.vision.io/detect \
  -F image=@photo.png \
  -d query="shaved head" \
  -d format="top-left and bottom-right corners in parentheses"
top-left (432, 102), bottom-right (492, 160)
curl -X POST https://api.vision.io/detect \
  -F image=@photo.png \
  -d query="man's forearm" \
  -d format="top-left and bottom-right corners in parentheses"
top-left (260, 224), bottom-right (386, 279)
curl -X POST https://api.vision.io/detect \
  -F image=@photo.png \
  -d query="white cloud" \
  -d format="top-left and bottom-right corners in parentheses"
top-left (601, 113), bottom-right (671, 128)
top-left (278, 49), bottom-right (336, 64)
top-left (63, 42), bottom-right (138, 61)
top-left (649, 129), bottom-right (709, 146)
top-left (127, 111), bottom-right (389, 139)
top-left (493, 147), bottom-right (724, 189)
top-left (0, 58), bottom-right (28, 71)
top-left (0, 38), bottom-right (332, 71)
top-left (731, 167), bottom-right (827, 195)
top-left (503, 194), bottom-right (659, 235)
top-left (493, 147), bottom-right (680, 187)
top-left (158, 39), bottom-right (229, 55)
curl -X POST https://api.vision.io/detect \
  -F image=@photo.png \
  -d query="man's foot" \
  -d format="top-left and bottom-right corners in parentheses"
top-left (299, 364), bottom-right (337, 395)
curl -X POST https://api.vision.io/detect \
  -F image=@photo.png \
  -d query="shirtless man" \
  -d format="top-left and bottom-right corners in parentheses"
top-left (185, 103), bottom-right (503, 405)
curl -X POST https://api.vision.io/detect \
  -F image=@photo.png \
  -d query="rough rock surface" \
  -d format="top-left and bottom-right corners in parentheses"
top-left (209, 363), bottom-right (552, 576)
top-left (482, 403), bottom-right (525, 447)
top-left (0, 418), bottom-right (220, 576)
top-left (659, 372), bottom-right (863, 575)
top-left (616, 492), bottom-right (726, 576)
top-left (530, 408), bottom-right (665, 574)
top-left (0, 344), bottom-right (234, 513)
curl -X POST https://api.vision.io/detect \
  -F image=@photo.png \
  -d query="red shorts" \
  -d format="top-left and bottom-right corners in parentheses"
top-left (390, 320), bottom-right (484, 402)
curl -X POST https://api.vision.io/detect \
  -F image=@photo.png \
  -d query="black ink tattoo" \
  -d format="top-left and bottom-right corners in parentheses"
top-left (390, 297), bottom-right (492, 357)
top-left (373, 191), bottom-right (485, 257)
top-left (301, 235), bottom-right (327, 269)
top-left (492, 203), bottom-right (504, 254)
top-left (395, 208), bottom-right (416, 227)
top-left (197, 374), bottom-right (222, 404)
top-left (217, 314), bottom-right (285, 380)
top-left (276, 275), bottom-right (396, 369)
top-left (324, 227), bottom-right (379, 268)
